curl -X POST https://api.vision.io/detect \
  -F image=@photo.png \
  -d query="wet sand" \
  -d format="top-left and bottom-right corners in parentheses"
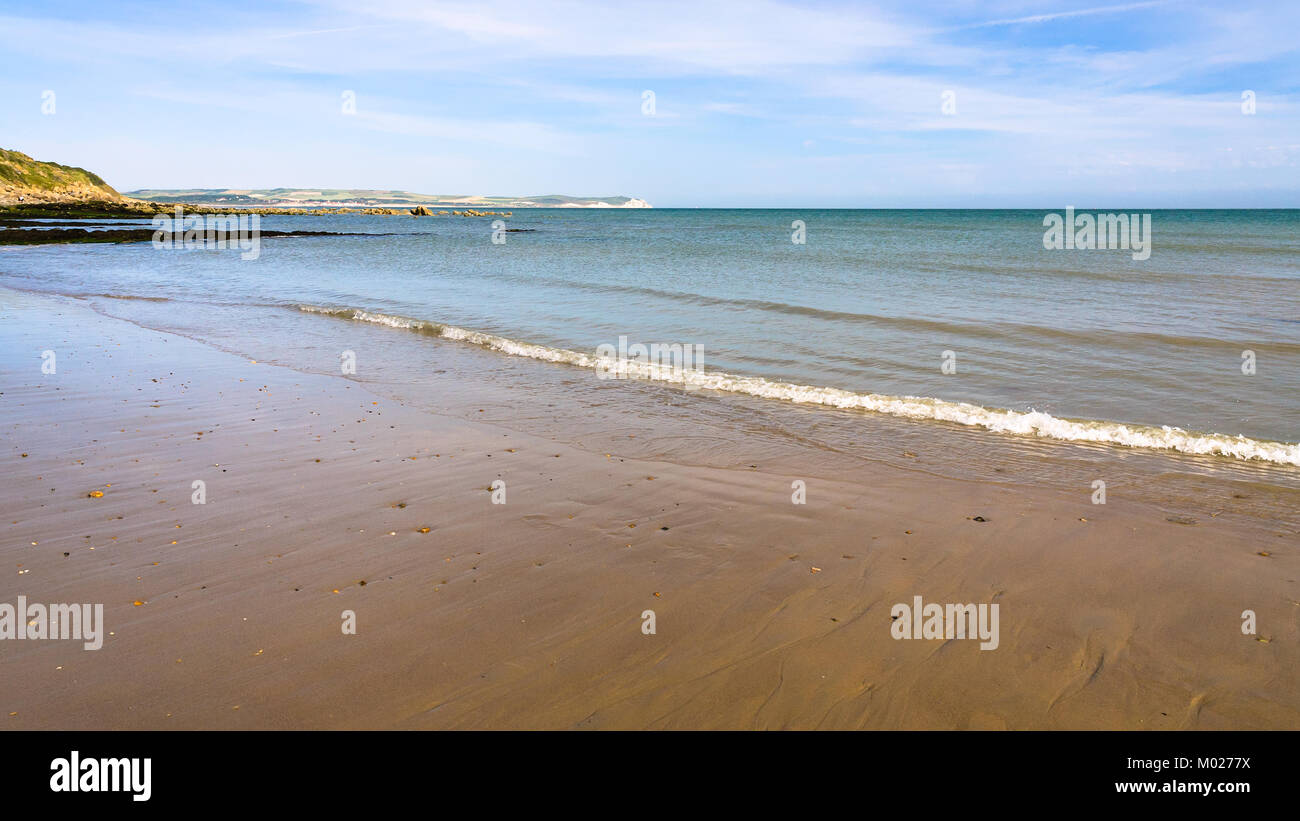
top-left (2, 290), bottom-right (1297, 729)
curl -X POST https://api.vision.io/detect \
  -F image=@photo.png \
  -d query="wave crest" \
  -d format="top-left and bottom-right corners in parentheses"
top-left (297, 304), bottom-right (1300, 467)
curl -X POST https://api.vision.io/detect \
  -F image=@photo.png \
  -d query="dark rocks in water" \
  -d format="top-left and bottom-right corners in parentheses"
top-left (0, 227), bottom-right (394, 246)
top-left (410, 205), bottom-right (433, 216)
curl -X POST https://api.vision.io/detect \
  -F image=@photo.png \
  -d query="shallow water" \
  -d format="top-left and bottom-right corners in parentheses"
top-left (2, 208), bottom-right (1297, 473)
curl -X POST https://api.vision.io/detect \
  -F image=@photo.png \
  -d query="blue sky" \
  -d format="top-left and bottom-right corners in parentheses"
top-left (1, 0), bottom-right (1297, 206)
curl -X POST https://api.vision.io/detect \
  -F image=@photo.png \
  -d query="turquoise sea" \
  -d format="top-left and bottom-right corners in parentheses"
top-left (3, 208), bottom-right (1298, 515)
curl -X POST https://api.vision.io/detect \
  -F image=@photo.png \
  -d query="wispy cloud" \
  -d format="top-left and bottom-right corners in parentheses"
top-left (0, 0), bottom-right (1295, 205)
top-left (943, 0), bottom-right (1179, 31)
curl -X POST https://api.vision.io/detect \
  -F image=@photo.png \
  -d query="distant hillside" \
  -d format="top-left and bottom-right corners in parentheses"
top-left (0, 149), bottom-right (125, 205)
top-left (0, 149), bottom-right (650, 212)
top-left (125, 188), bottom-right (651, 209)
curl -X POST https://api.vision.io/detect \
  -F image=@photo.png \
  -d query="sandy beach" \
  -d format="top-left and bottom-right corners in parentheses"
top-left (1, 288), bottom-right (1295, 730)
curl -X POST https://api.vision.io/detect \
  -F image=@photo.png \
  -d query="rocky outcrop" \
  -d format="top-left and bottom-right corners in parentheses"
top-left (0, 148), bottom-right (126, 206)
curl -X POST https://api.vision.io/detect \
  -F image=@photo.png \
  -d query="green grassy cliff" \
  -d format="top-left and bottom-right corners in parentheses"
top-left (0, 148), bottom-right (124, 204)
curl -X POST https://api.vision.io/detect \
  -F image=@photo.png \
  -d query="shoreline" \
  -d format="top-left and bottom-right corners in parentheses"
top-left (2, 289), bottom-right (1296, 729)
top-left (292, 302), bottom-right (1300, 469)
top-left (6, 277), bottom-right (1300, 484)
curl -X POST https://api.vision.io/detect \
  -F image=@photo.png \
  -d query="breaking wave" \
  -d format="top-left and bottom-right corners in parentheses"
top-left (297, 304), bottom-right (1300, 467)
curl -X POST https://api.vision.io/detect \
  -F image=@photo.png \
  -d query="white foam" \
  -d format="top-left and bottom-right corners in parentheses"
top-left (297, 305), bottom-right (1300, 467)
